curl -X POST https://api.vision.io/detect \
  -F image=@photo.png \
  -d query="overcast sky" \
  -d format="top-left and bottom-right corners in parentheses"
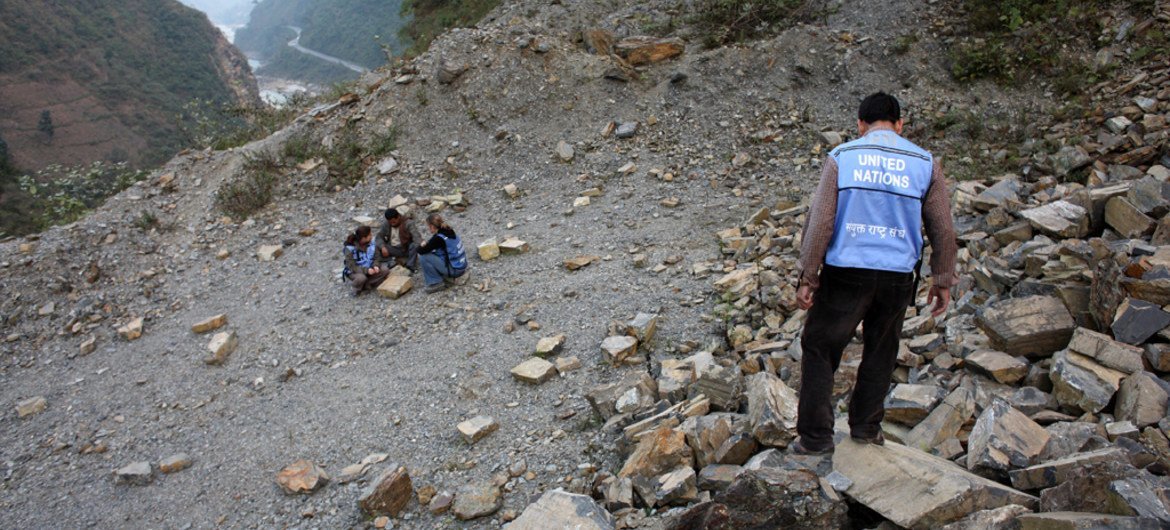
top-left (178, 0), bottom-right (254, 25)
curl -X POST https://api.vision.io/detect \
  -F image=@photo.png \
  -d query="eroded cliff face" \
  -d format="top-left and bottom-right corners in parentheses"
top-left (211, 27), bottom-right (263, 108)
top-left (0, 0), bottom-right (260, 171)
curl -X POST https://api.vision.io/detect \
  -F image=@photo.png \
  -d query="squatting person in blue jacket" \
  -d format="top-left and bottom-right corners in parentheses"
top-left (342, 225), bottom-right (389, 296)
top-left (791, 92), bottom-right (958, 455)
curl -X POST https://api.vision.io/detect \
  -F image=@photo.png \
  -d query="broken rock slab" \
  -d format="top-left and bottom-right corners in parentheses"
top-left (376, 275), bottom-right (413, 299)
top-left (967, 398), bottom-right (1051, 472)
top-left (1107, 196), bottom-right (1157, 239)
top-left (977, 295), bottom-right (1076, 357)
top-left (664, 468), bottom-right (849, 529)
top-left (1067, 327), bottom-right (1145, 374)
top-left (205, 331), bottom-right (237, 365)
top-left (833, 439), bottom-right (1038, 529)
top-left (681, 413), bottom-right (742, 468)
top-left (118, 317), bottom-right (144, 341)
top-left (1009, 447), bottom-right (1129, 490)
top-left (503, 489), bottom-right (615, 530)
top-left (614, 36), bottom-right (685, 65)
top-left (1116, 372), bottom-right (1169, 427)
top-left (114, 461), bottom-right (153, 485)
top-left (358, 466), bottom-right (413, 517)
top-left (1112, 298), bottom-right (1170, 345)
top-left (938, 504), bottom-right (1033, 530)
top-left (477, 239), bottom-right (500, 261)
top-left (499, 238), bottom-right (529, 254)
top-left (884, 384), bottom-right (946, 426)
top-left (257, 244), bottom-right (284, 262)
top-left (534, 334), bottom-right (566, 357)
top-left (565, 255), bottom-right (600, 271)
top-left (625, 312), bottom-right (659, 345)
top-left (904, 387), bottom-right (976, 452)
top-left (1050, 350), bottom-right (1127, 414)
top-left (600, 335), bottom-right (639, 365)
top-left (276, 459), bottom-right (329, 494)
top-left (191, 314), bottom-right (227, 333)
top-left (452, 482), bottom-right (502, 520)
top-left (689, 363), bottom-right (744, 412)
top-left (653, 466), bottom-right (700, 506)
top-left (966, 350), bottom-right (1030, 385)
top-left (457, 416), bottom-right (499, 444)
top-left (618, 427), bottom-right (693, 481)
top-left (745, 372), bottom-right (797, 448)
top-left (586, 373), bottom-right (657, 419)
top-left (16, 396), bottom-right (46, 418)
top-left (511, 357), bottom-right (557, 384)
top-left (1020, 201), bottom-right (1090, 238)
top-left (1017, 512), bottom-right (1161, 529)
top-left (159, 453), bottom-right (192, 474)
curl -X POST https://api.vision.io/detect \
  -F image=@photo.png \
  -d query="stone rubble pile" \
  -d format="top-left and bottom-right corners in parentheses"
top-left (572, 63), bottom-right (1170, 528)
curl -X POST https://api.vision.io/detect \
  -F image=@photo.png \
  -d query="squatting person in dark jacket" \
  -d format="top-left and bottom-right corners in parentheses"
top-left (376, 208), bottom-right (420, 272)
top-left (791, 92), bottom-right (958, 455)
top-left (417, 213), bottom-right (469, 293)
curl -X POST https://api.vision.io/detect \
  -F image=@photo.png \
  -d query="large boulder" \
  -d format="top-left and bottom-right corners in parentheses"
top-left (745, 372), bottom-right (798, 448)
top-left (977, 296), bottom-right (1075, 358)
top-left (967, 398), bottom-right (1050, 472)
top-left (664, 468), bottom-right (848, 530)
top-left (619, 427), bottom-right (693, 480)
top-left (358, 466), bottom-right (413, 517)
top-left (833, 439), bottom-right (1037, 529)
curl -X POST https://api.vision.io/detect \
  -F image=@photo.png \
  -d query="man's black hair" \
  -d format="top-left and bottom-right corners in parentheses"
top-left (384, 208), bottom-right (400, 220)
top-left (858, 92), bottom-right (901, 124)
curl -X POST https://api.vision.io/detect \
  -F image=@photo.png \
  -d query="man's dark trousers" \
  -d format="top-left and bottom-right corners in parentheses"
top-left (797, 264), bottom-right (916, 450)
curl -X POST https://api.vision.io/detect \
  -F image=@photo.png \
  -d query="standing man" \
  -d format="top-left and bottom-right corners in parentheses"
top-left (377, 208), bottom-right (420, 272)
top-left (792, 92), bottom-right (957, 455)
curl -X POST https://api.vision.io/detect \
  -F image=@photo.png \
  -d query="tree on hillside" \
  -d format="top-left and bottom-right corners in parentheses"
top-left (0, 132), bottom-right (12, 175)
top-left (37, 110), bottom-right (54, 145)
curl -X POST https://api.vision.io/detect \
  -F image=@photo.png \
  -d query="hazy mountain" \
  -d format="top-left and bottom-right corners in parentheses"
top-left (0, 0), bottom-right (261, 171)
top-left (178, 0), bottom-right (255, 25)
top-left (235, 0), bottom-right (409, 83)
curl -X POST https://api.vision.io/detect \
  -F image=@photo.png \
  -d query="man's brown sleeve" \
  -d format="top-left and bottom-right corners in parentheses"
top-left (796, 158), bottom-right (839, 291)
top-left (922, 159), bottom-right (959, 288)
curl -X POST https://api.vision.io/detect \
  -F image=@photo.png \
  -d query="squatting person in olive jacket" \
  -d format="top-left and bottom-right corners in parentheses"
top-left (376, 208), bottom-right (420, 272)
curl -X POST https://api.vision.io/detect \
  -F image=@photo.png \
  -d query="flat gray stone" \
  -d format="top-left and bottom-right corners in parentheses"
top-left (504, 489), bottom-right (615, 530)
top-left (833, 439), bottom-right (1037, 529)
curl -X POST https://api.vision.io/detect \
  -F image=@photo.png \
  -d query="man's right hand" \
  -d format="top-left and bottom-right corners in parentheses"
top-left (380, 246), bottom-right (390, 258)
top-left (368, 267), bottom-right (379, 275)
top-left (796, 285), bottom-right (815, 310)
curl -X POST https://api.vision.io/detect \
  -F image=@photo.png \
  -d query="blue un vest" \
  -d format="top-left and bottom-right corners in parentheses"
top-left (436, 232), bottom-right (468, 272)
top-left (825, 130), bottom-right (933, 273)
top-left (342, 241), bottom-right (376, 278)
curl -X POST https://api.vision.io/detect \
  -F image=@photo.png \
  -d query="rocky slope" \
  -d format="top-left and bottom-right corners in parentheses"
top-left (0, 0), bottom-right (260, 171)
top-left (1, 0), bottom-right (1169, 529)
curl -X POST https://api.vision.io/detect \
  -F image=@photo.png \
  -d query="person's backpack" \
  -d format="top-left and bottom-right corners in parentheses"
top-left (341, 244), bottom-right (358, 280)
top-left (436, 232), bottom-right (468, 273)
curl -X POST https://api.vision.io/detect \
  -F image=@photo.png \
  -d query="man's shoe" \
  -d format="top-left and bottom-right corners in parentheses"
top-left (424, 283), bottom-right (446, 294)
top-left (791, 439), bottom-right (834, 456)
top-left (452, 269), bottom-right (470, 286)
top-left (850, 432), bottom-right (885, 446)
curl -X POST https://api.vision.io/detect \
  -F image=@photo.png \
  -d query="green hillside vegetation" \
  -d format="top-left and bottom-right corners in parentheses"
top-left (0, 0), bottom-right (250, 165)
top-left (398, 0), bottom-right (501, 57)
top-left (236, 0), bottom-right (408, 82)
top-left (236, 0), bottom-right (501, 83)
